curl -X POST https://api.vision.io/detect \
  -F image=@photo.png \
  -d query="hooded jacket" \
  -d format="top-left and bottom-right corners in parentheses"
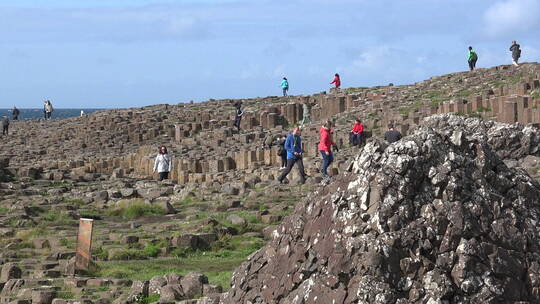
top-left (281, 79), bottom-right (289, 89)
top-left (318, 127), bottom-right (335, 153)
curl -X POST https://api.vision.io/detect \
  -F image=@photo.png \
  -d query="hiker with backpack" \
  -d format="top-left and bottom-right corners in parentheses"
top-left (468, 46), bottom-right (478, 71)
top-left (153, 146), bottom-right (172, 181)
top-left (278, 127), bottom-right (306, 184)
top-left (43, 100), bottom-right (54, 120)
top-left (281, 77), bottom-right (289, 97)
top-left (510, 41), bottom-right (521, 66)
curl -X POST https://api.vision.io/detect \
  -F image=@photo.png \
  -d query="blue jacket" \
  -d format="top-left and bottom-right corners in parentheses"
top-left (285, 133), bottom-right (302, 159)
top-left (281, 79), bottom-right (289, 89)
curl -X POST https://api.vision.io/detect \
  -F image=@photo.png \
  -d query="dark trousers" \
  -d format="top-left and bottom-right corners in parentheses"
top-left (468, 59), bottom-right (477, 71)
top-left (234, 117), bottom-right (242, 130)
top-left (283, 88), bottom-right (288, 97)
top-left (13, 116), bottom-right (18, 121)
top-left (159, 172), bottom-right (169, 181)
top-left (2, 125), bottom-right (8, 135)
top-left (280, 154), bottom-right (287, 167)
top-left (350, 133), bottom-right (363, 146)
top-left (278, 157), bottom-right (306, 183)
top-left (320, 151), bottom-right (334, 175)
top-left (45, 112), bottom-right (52, 120)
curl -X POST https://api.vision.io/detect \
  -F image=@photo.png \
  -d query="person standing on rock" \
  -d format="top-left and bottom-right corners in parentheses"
top-left (233, 102), bottom-right (244, 132)
top-left (318, 121), bottom-right (336, 178)
top-left (281, 77), bottom-right (289, 97)
top-left (44, 100), bottom-right (54, 120)
top-left (468, 46), bottom-right (478, 71)
top-left (278, 127), bottom-right (306, 184)
top-left (277, 135), bottom-right (287, 170)
top-left (384, 124), bottom-right (402, 143)
top-left (350, 119), bottom-right (365, 146)
top-left (2, 116), bottom-right (9, 136)
top-left (12, 106), bottom-right (20, 120)
top-left (153, 146), bottom-right (172, 181)
top-left (510, 41), bottom-right (521, 66)
top-left (330, 73), bottom-right (341, 89)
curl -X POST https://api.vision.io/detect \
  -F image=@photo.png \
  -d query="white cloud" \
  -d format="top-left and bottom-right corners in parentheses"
top-left (483, 0), bottom-right (540, 38)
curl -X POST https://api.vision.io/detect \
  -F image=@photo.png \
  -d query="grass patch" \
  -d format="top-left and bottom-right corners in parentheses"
top-left (531, 92), bottom-right (540, 99)
top-left (0, 207), bottom-right (8, 215)
top-left (56, 291), bottom-right (75, 299)
top-left (107, 201), bottom-right (165, 219)
top-left (137, 294), bottom-right (160, 304)
top-left (95, 234), bottom-right (264, 290)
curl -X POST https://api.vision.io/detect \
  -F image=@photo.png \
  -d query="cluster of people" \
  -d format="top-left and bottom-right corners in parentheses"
top-left (274, 120), bottom-right (402, 184)
top-left (467, 41), bottom-right (522, 71)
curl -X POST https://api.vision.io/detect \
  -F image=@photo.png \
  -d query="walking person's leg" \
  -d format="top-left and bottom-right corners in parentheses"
top-left (468, 60), bottom-right (473, 71)
top-left (278, 158), bottom-right (295, 183)
top-left (320, 150), bottom-right (329, 176)
top-left (281, 154), bottom-right (287, 168)
top-left (473, 59), bottom-right (477, 70)
top-left (296, 158), bottom-right (306, 184)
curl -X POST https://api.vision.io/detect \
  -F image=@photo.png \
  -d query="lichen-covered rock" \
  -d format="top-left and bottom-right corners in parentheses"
top-left (223, 115), bottom-right (540, 303)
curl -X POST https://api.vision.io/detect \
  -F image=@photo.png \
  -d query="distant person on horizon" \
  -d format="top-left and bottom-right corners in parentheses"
top-left (281, 77), bottom-right (289, 97)
top-left (510, 41), bottom-right (521, 66)
top-left (44, 100), bottom-right (54, 120)
top-left (384, 124), bottom-right (402, 143)
top-left (350, 119), bottom-right (364, 146)
top-left (318, 121), bottom-right (336, 178)
top-left (2, 116), bottom-right (9, 135)
top-left (80, 110), bottom-right (85, 117)
top-left (233, 102), bottom-right (244, 132)
top-left (468, 46), bottom-right (478, 71)
top-left (330, 73), bottom-right (341, 89)
top-left (278, 127), bottom-right (306, 184)
top-left (12, 106), bottom-right (20, 120)
top-left (153, 145), bottom-right (172, 181)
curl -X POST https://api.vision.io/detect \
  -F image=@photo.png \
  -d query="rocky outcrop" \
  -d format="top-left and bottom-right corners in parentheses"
top-left (224, 114), bottom-right (540, 303)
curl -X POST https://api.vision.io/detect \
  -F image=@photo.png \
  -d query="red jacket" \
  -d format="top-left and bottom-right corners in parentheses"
top-left (331, 76), bottom-right (341, 88)
top-left (318, 127), bottom-right (335, 152)
top-left (352, 122), bottom-right (364, 134)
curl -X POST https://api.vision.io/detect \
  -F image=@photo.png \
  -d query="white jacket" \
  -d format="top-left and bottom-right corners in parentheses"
top-left (153, 154), bottom-right (172, 173)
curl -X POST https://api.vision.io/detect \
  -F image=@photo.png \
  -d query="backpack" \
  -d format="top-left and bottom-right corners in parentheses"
top-left (471, 51), bottom-right (478, 61)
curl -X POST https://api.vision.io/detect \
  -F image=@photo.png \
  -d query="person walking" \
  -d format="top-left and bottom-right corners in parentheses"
top-left (384, 124), bottom-right (402, 143)
top-left (44, 100), bottom-right (54, 120)
top-left (350, 119), bottom-right (365, 146)
top-left (233, 102), bottom-right (244, 132)
top-left (2, 116), bottom-right (9, 136)
top-left (278, 127), bottom-right (306, 184)
top-left (12, 106), bottom-right (20, 120)
top-left (153, 146), bottom-right (172, 181)
top-left (330, 73), bottom-right (341, 89)
top-left (510, 41), bottom-right (521, 66)
top-left (318, 121), bottom-right (336, 178)
top-left (277, 135), bottom-right (287, 170)
top-left (281, 77), bottom-right (289, 97)
top-left (468, 46), bottom-right (478, 71)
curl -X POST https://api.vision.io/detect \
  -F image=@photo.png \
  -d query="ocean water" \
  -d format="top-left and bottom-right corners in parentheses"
top-left (0, 108), bottom-right (104, 120)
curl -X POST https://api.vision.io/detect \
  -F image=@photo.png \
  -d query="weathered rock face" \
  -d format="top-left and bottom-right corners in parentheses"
top-left (224, 115), bottom-right (540, 304)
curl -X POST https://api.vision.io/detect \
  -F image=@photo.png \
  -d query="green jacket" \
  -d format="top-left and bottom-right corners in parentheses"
top-left (468, 50), bottom-right (478, 62)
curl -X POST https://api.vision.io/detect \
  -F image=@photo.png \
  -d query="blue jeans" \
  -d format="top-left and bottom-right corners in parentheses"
top-left (283, 88), bottom-right (288, 96)
top-left (351, 133), bottom-right (362, 146)
top-left (320, 150), bottom-right (334, 175)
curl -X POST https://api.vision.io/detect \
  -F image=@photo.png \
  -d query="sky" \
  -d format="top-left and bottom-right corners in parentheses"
top-left (0, 0), bottom-right (539, 108)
